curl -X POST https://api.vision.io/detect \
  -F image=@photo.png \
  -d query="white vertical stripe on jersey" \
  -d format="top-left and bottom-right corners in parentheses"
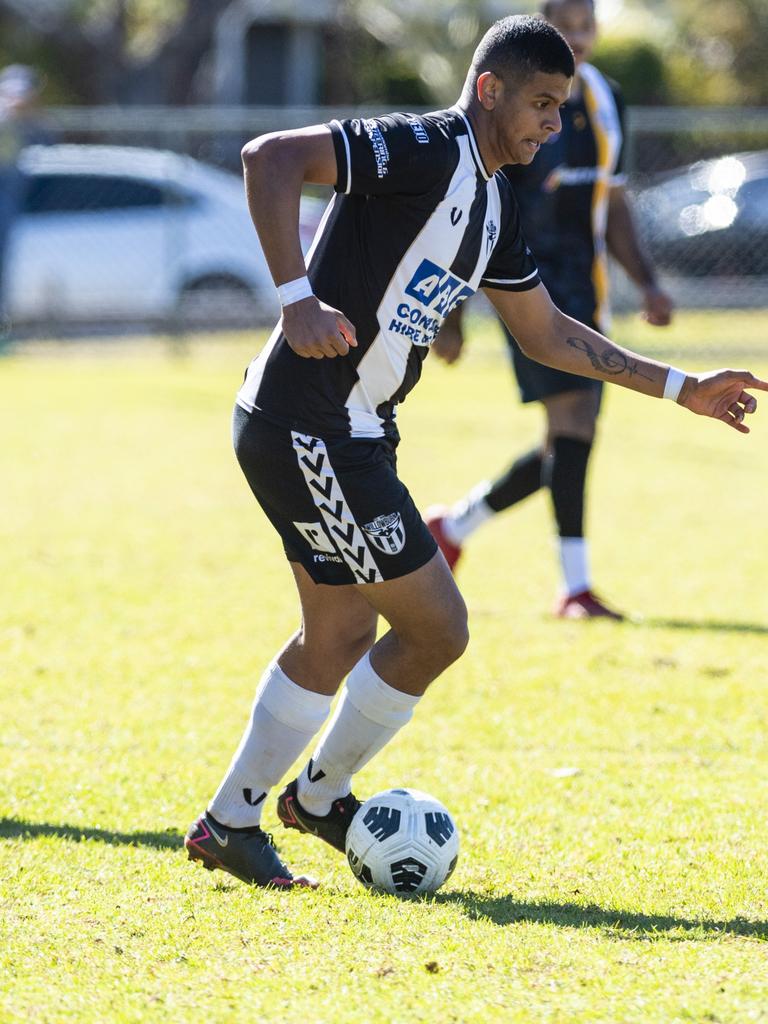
top-left (452, 108), bottom-right (491, 181)
top-left (291, 431), bottom-right (383, 583)
top-left (343, 139), bottom-right (501, 437)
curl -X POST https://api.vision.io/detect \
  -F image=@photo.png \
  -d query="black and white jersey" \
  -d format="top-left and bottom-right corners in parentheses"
top-left (237, 107), bottom-right (540, 441)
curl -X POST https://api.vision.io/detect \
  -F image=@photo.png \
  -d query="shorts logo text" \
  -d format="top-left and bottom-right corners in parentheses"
top-left (293, 521), bottom-right (336, 554)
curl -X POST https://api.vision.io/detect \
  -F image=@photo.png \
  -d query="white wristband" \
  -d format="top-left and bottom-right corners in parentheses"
top-left (663, 366), bottom-right (686, 402)
top-left (277, 276), bottom-right (313, 307)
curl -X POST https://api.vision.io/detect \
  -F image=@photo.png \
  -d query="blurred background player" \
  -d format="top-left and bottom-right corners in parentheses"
top-left (426, 0), bottom-right (674, 620)
top-left (0, 64), bottom-right (50, 330)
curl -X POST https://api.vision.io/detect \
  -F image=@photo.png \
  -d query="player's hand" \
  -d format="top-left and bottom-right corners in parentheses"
top-left (431, 320), bottom-right (465, 364)
top-left (679, 369), bottom-right (768, 434)
top-left (642, 285), bottom-right (674, 327)
top-left (281, 296), bottom-right (357, 359)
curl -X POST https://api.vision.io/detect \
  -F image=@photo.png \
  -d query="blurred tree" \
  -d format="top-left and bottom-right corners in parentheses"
top-left (322, 23), bottom-right (434, 106)
top-left (0, 0), bottom-right (231, 104)
top-left (343, 0), bottom-right (490, 105)
top-left (665, 0), bottom-right (768, 105)
top-left (600, 0), bottom-right (768, 106)
top-left (5, 0), bottom-right (762, 110)
top-left (592, 36), bottom-right (669, 105)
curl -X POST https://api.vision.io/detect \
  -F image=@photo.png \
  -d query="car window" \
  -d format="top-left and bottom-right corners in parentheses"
top-left (23, 173), bottom-right (166, 214)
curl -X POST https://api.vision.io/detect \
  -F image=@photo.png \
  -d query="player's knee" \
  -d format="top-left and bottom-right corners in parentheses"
top-left (571, 397), bottom-right (598, 436)
top-left (445, 618), bottom-right (470, 666)
top-left (432, 597), bottom-right (470, 667)
top-left (545, 391), bottom-right (598, 440)
top-left (300, 615), bottom-right (377, 677)
top-left (349, 620), bottom-right (379, 663)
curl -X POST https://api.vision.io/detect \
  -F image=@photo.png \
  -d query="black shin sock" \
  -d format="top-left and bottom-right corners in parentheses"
top-left (543, 436), bottom-right (592, 538)
top-left (484, 448), bottom-right (544, 513)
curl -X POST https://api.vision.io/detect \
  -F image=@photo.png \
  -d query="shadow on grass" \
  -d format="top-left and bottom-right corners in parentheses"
top-left (0, 816), bottom-right (183, 850)
top-left (435, 891), bottom-right (768, 941)
top-left (4, 817), bottom-right (766, 941)
top-left (640, 618), bottom-right (768, 635)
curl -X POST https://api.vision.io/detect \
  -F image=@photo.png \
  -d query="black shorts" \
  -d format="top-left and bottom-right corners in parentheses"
top-left (232, 404), bottom-right (437, 586)
top-left (502, 320), bottom-right (604, 405)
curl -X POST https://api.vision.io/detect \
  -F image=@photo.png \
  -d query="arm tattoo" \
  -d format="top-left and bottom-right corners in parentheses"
top-left (566, 336), bottom-right (655, 382)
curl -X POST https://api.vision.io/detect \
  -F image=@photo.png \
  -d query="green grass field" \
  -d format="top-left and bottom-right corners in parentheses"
top-left (2, 311), bottom-right (768, 1023)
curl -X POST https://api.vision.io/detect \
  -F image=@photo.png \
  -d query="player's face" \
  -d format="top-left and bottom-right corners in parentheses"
top-left (547, 0), bottom-right (598, 68)
top-left (494, 71), bottom-right (571, 166)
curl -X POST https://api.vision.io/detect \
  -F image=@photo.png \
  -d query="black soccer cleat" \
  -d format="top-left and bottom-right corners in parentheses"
top-left (276, 778), bottom-right (361, 854)
top-left (184, 811), bottom-right (318, 889)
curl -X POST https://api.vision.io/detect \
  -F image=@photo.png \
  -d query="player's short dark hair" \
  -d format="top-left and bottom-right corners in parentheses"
top-left (466, 15), bottom-right (574, 96)
top-left (540, 0), bottom-right (595, 19)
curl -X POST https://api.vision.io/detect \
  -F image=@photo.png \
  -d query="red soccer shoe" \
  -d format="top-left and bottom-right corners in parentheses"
top-left (555, 589), bottom-right (625, 621)
top-left (424, 506), bottom-right (462, 572)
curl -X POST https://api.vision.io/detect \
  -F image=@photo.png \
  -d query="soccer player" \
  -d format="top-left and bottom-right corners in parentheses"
top-left (426, 0), bottom-right (674, 620)
top-left (184, 15), bottom-right (765, 888)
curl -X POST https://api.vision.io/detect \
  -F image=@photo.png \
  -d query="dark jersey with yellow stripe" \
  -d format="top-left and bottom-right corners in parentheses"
top-left (504, 64), bottom-right (625, 333)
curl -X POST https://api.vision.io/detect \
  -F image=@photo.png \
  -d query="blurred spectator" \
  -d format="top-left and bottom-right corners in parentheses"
top-left (0, 65), bottom-right (51, 327)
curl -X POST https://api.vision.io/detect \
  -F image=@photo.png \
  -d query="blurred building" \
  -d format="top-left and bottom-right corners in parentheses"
top-left (213, 0), bottom-right (337, 106)
top-left (212, 0), bottom-right (528, 107)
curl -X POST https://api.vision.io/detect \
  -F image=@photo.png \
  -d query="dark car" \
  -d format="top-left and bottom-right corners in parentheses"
top-left (635, 151), bottom-right (768, 278)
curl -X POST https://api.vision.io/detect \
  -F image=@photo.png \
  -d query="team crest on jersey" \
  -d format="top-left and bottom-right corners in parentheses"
top-left (485, 219), bottom-right (497, 254)
top-left (362, 512), bottom-right (406, 555)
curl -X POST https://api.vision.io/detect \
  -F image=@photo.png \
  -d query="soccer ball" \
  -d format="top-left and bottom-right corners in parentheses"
top-left (345, 788), bottom-right (459, 896)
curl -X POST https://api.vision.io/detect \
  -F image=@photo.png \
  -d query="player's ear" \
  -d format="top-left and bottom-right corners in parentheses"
top-left (476, 71), bottom-right (500, 110)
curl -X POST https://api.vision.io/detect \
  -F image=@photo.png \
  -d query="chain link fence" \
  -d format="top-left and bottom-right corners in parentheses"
top-left (3, 104), bottom-right (768, 340)
top-left (615, 106), bottom-right (768, 319)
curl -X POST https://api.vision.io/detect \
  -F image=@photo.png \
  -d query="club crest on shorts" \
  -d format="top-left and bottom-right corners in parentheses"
top-left (362, 512), bottom-right (406, 555)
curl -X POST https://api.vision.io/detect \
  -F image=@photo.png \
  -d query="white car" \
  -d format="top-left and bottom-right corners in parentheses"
top-left (6, 144), bottom-right (324, 328)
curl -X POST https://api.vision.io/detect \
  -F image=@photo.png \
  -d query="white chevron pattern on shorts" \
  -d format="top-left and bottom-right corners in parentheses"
top-left (291, 431), bottom-right (383, 584)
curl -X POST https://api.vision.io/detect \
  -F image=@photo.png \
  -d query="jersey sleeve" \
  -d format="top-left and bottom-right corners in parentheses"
top-left (328, 114), bottom-right (451, 197)
top-left (480, 179), bottom-right (541, 292)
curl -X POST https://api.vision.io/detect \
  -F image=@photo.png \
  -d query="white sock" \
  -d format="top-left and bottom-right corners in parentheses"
top-left (208, 661), bottom-right (332, 828)
top-left (296, 652), bottom-right (421, 816)
top-left (444, 481), bottom-right (495, 545)
top-left (558, 536), bottom-right (591, 596)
